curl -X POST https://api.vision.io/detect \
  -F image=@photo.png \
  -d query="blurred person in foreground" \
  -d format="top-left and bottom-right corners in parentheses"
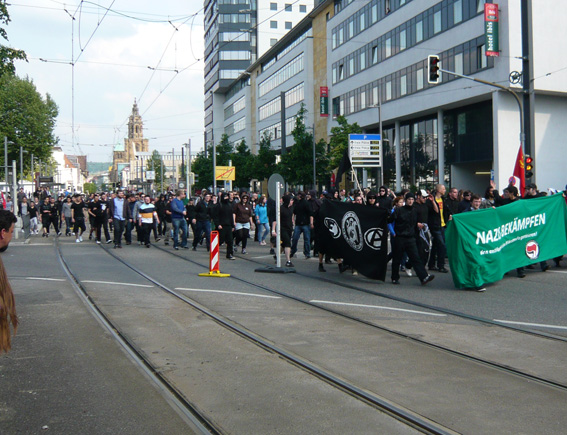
top-left (0, 210), bottom-right (18, 353)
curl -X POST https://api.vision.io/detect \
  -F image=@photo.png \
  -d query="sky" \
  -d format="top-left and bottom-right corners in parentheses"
top-left (5, 0), bottom-right (205, 163)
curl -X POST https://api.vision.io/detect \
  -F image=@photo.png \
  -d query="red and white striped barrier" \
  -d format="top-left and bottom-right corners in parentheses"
top-left (199, 231), bottom-right (230, 277)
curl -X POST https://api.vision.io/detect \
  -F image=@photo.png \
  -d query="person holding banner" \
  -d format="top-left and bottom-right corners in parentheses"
top-left (389, 192), bottom-right (435, 286)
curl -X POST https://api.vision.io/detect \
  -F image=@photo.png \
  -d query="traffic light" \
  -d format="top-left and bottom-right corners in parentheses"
top-left (427, 55), bottom-right (440, 84)
top-left (525, 155), bottom-right (534, 178)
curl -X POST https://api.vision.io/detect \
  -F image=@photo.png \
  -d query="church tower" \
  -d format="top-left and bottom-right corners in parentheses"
top-left (110, 99), bottom-right (150, 183)
top-left (125, 99), bottom-right (149, 158)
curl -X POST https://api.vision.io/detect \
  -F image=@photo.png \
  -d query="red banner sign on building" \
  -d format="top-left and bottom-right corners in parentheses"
top-left (484, 3), bottom-right (499, 57)
top-left (320, 86), bottom-right (329, 117)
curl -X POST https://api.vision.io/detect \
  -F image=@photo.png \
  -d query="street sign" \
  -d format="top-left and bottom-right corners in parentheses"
top-left (146, 170), bottom-right (155, 181)
top-left (484, 3), bottom-right (500, 57)
top-left (39, 176), bottom-right (54, 183)
top-left (268, 173), bottom-right (285, 199)
top-left (215, 166), bottom-right (235, 181)
top-left (178, 182), bottom-right (185, 189)
top-left (348, 134), bottom-right (381, 168)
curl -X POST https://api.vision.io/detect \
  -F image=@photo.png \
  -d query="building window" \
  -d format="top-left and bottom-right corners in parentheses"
top-left (478, 45), bottom-right (487, 68)
top-left (270, 20), bottom-right (278, 29)
top-left (401, 75), bottom-right (407, 96)
top-left (385, 38), bottom-right (392, 57)
top-left (339, 63), bottom-right (344, 80)
top-left (360, 91), bottom-right (366, 110)
top-left (400, 29), bottom-right (407, 51)
top-left (416, 20), bottom-right (423, 43)
top-left (270, 38), bottom-right (278, 46)
top-left (270, 2), bottom-right (277, 10)
top-left (349, 96), bottom-right (355, 113)
top-left (385, 81), bottom-right (392, 100)
top-left (348, 20), bottom-right (354, 38)
top-left (285, 21), bottom-right (292, 29)
top-left (360, 12), bottom-right (365, 31)
top-left (434, 11), bottom-right (441, 34)
top-left (360, 51), bottom-right (366, 70)
top-left (455, 52), bottom-right (464, 75)
top-left (372, 45), bottom-right (378, 64)
top-left (417, 68), bottom-right (424, 90)
top-left (373, 86), bottom-right (378, 105)
top-left (454, 0), bottom-right (462, 24)
top-left (285, 3), bottom-right (292, 11)
top-left (349, 57), bottom-right (354, 75)
top-left (300, 5), bottom-right (307, 13)
top-left (477, 0), bottom-right (486, 13)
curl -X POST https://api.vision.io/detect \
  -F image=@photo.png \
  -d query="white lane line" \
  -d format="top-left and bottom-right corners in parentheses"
top-left (82, 280), bottom-right (153, 288)
top-left (494, 319), bottom-right (567, 331)
top-left (547, 270), bottom-right (567, 274)
top-left (251, 255), bottom-right (276, 259)
top-left (26, 277), bottom-right (66, 282)
top-left (310, 300), bottom-right (446, 317)
top-left (176, 288), bottom-right (280, 299)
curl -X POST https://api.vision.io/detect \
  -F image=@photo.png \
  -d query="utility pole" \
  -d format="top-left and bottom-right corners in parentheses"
top-left (521, 0), bottom-right (534, 167)
top-left (280, 91), bottom-right (286, 154)
top-left (4, 136), bottom-right (7, 186)
top-left (190, 139), bottom-right (191, 198)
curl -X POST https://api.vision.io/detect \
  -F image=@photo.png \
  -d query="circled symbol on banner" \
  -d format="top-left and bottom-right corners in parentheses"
top-left (508, 176), bottom-right (516, 186)
top-left (525, 240), bottom-right (540, 260)
top-left (324, 217), bottom-right (341, 239)
top-left (364, 228), bottom-right (384, 250)
top-left (342, 211), bottom-right (364, 251)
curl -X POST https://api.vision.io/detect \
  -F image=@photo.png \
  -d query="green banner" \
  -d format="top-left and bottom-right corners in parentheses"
top-left (446, 194), bottom-right (567, 289)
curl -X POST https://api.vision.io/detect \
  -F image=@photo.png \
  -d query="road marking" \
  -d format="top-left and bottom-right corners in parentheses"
top-left (82, 280), bottom-right (153, 288)
top-left (310, 300), bottom-right (446, 317)
top-left (494, 319), bottom-right (567, 330)
top-left (26, 277), bottom-right (66, 282)
top-left (251, 255), bottom-right (275, 259)
top-left (547, 270), bottom-right (567, 274)
top-left (176, 288), bottom-right (280, 299)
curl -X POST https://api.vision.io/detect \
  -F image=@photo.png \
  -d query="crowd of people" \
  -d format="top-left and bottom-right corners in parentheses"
top-left (9, 181), bottom-right (566, 289)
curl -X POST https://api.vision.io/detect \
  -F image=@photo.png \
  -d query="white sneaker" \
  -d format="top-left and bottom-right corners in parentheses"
top-left (96, 240), bottom-right (101, 244)
top-left (405, 268), bottom-right (413, 277)
top-left (76, 239), bottom-right (80, 243)
top-left (79, 236), bottom-right (83, 242)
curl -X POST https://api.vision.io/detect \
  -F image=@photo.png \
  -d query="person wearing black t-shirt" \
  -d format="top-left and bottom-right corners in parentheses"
top-left (71, 194), bottom-right (87, 243)
top-left (271, 194), bottom-right (294, 267)
top-left (88, 194), bottom-right (105, 244)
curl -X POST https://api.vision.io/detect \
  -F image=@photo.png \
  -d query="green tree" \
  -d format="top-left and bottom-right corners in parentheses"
top-left (83, 182), bottom-right (96, 194)
top-left (278, 105), bottom-right (328, 188)
top-left (251, 131), bottom-right (277, 182)
top-left (146, 150), bottom-right (165, 187)
top-left (230, 139), bottom-right (253, 189)
top-left (328, 115), bottom-right (362, 169)
top-left (0, 75), bottom-right (59, 180)
top-left (0, 2), bottom-right (27, 77)
top-left (191, 149), bottom-right (212, 191)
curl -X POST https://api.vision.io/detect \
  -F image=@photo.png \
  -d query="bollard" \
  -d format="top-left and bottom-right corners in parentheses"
top-left (198, 231), bottom-right (230, 277)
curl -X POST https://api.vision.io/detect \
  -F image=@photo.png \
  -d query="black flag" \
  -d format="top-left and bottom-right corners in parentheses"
top-left (335, 149), bottom-right (351, 189)
top-left (316, 200), bottom-right (389, 280)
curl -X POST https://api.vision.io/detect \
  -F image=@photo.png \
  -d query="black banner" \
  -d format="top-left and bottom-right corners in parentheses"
top-left (316, 200), bottom-right (389, 281)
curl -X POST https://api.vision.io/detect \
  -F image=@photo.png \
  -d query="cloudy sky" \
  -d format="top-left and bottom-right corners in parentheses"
top-left (5, 0), bottom-right (205, 162)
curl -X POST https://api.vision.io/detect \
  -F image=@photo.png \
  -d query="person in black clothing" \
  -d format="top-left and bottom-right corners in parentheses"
top-left (71, 194), bottom-right (87, 242)
top-left (376, 186), bottom-right (393, 210)
top-left (40, 197), bottom-right (53, 237)
top-left (426, 184), bottom-right (451, 273)
top-left (267, 196), bottom-right (277, 255)
top-left (87, 194), bottom-right (104, 243)
top-left (48, 197), bottom-right (61, 236)
top-left (99, 193), bottom-right (112, 243)
top-left (290, 191), bottom-right (312, 259)
top-left (163, 196), bottom-right (173, 246)
top-left (272, 194), bottom-right (294, 267)
top-left (458, 190), bottom-right (472, 213)
top-left (214, 192), bottom-right (235, 259)
top-left (523, 183), bottom-right (550, 272)
top-left (192, 193), bottom-right (212, 250)
top-left (155, 194), bottom-right (167, 236)
top-left (389, 192), bottom-right (435, 286)
top-left (185, 197), bottom-right (196, 242)
top-left (445, 187), bottom-right (460, 216)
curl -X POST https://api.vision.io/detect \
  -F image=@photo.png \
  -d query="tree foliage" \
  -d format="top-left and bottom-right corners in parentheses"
top-left (0, 75), bottom-right (59, 180)
top-left (251, 131), bottom-right (277, 182)
top-left (328, 115), bottom-right (362, 169)
top-left (278, 104), bottom-right (329, 188)
top-left (0, 2), bottom-right (27, 77)
top-left (146, 150), bottom-right (165, 186)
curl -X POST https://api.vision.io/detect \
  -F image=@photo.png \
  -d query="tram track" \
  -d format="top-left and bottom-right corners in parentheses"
top-left (53, 237), bottom-right (567, 433)
top-left (53, 238), bottom-right (223, 435)
top-left (146, 243), bottom-right (567, 392)
top-left (88, 242), bottom-right (458, 435)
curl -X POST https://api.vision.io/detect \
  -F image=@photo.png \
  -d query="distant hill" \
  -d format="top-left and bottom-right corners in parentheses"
top-left (88, 162), bottom-right (112, 174)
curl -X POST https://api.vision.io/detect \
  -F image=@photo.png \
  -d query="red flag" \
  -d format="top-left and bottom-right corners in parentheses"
top-left (512, 146), bottom-right (525, 197)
